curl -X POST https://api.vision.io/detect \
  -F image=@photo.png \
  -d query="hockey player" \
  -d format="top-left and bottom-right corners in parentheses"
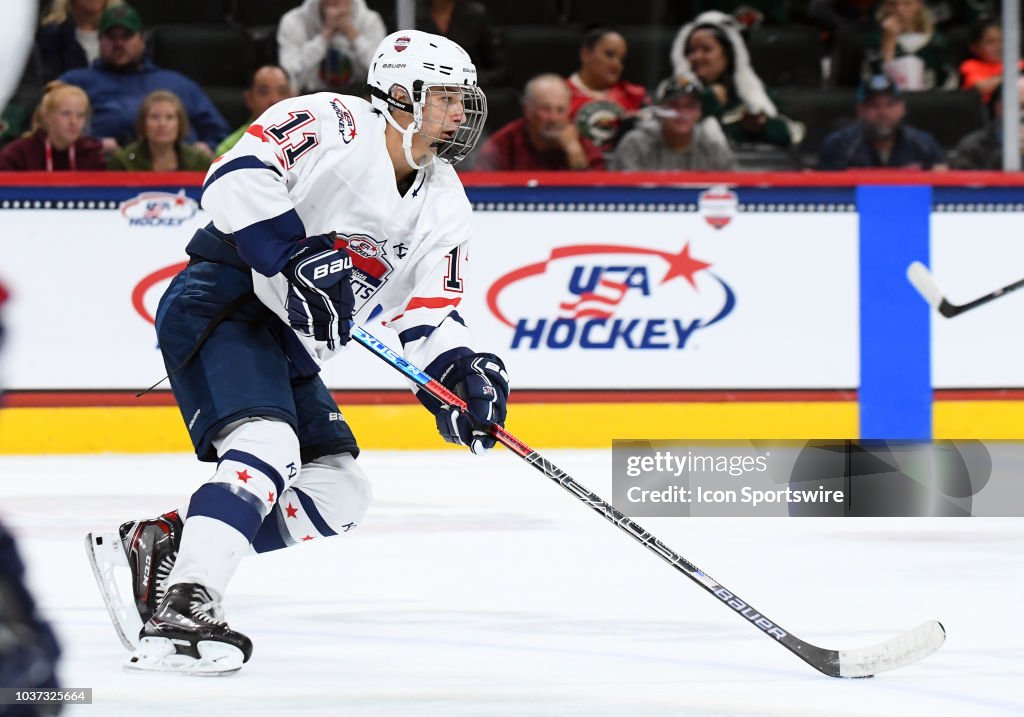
top-left (86, 30), bottom-right (509, 675)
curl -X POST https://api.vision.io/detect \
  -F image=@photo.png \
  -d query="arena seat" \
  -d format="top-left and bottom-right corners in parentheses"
top-left (149, 25), bottom-right (254, 87)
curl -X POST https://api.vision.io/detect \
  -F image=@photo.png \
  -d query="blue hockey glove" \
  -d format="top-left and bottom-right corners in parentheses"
top-left (282, 232), bottom-right (354, 350)
top-left (430, 353), bottom-right (510, 454)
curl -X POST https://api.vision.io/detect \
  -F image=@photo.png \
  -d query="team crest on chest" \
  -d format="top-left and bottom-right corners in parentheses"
top-left (335, 233), bottom-right (395, 308)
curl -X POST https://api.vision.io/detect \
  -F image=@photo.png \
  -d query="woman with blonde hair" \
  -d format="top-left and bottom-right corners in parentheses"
top-left (108, 90), bottom-right (212, 171)
top-left (0, 80), bottom-right (104, 170)
top-left (37, 0), bottom-right (124, 81)
top-left (866, 0), bottom-right (955, 90)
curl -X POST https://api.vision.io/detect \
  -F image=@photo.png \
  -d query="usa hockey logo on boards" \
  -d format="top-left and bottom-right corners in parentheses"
top-left (120, 190), bottom-right (198, 227)
top-left (698, 185), bottom-right (738, 230)
top-left (486, 242), bottom-right (735, 351)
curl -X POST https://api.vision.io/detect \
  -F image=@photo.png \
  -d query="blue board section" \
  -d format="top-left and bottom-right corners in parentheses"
top-left (857, 186), bottom-right (932, 439)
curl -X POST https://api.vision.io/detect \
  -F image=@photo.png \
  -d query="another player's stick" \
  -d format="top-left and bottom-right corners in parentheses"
top-left (907, 261), bottom-right (1024, 318)
top-left (351, 326), bottom-right (945, 678)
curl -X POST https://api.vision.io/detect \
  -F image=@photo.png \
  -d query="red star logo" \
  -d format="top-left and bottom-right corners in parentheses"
top-left (348, 128), bottom-right (357, 140)
top-left (267, 491), bottom-right (275, 503)
top-left (174, 196), bottom-right (186, 206)
top-left (285, 503), bottom-right (299, 518)
top-left (236, 469), bottom-right (251, 483)
top-left (302, 535), bottom-right (314, 541)
top-left (660, 243), bottom-right (712, 289)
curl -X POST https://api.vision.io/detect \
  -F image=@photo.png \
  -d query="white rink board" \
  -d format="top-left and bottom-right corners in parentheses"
top-left (0, 203), bottom-right (858, 390)
top-left (930, 213), bottom-right (1024, 388)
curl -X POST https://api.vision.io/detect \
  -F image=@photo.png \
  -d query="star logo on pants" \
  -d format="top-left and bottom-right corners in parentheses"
top-left (236, 469), bottom-right (251, 483)
top-left (285, 503), bottom-right (299, 518)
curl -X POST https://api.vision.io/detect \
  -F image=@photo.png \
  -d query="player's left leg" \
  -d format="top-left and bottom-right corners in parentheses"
top-left (250, 373), bottom-right (372, 551)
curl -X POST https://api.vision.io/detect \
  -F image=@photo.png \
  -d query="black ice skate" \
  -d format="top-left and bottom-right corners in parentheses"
top-left (85, 510), bottom-right (182, 650)
top-left (126, 582), bottom-right (252, 675)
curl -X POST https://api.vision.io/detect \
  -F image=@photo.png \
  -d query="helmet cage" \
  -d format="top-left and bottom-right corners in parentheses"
top-left (368, 80), bottom-right (487, 166)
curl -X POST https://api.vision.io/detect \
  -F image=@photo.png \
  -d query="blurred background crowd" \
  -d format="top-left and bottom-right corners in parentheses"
top-left (0, 0), bottom-right (1019, 173)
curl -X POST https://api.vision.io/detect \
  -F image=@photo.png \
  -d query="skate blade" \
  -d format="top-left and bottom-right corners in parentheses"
top-left (84, 532), bottom-right (141, 651)
top-left (124, 637), bottom-right (245, 676)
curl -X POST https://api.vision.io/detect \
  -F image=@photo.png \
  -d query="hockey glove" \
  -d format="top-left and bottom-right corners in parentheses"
top-left (431, 353), bottom-right (509, 454)
top-left (282, 232), bottom-right (354, 350)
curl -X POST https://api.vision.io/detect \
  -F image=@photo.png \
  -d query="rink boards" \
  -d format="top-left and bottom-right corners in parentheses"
top-left (0, 172), bottom-right (1022, 451)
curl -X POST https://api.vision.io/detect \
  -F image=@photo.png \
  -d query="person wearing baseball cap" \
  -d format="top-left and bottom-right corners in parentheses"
top-left (59, 5), bottom-right (230, 156)
top-left (818, 74), bottom-right (944, 170)
top-left (610, 76), bottom-right (735, 170)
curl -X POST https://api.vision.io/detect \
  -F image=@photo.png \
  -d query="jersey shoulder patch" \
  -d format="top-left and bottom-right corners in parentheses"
top-left (327, 95), bottom-right (360, 145)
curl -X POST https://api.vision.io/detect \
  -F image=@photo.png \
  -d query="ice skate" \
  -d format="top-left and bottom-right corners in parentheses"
top-left (125, 582), bottom-right (252, 675)
top-left (85, 510), bottom-right (182, 650)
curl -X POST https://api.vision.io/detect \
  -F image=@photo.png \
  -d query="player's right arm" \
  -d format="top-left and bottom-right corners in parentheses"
top-left (200, 95), bottom-right (354, 351)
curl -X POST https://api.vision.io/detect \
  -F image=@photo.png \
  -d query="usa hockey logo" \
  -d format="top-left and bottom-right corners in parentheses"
top-left (330, 98), bottom-right (357, 144)
top-left (120, 190), bottom-right (198, 227)
top-left (487, 243), bottom-right (735, 350)
top-left (698, 186), bottom-right (738, 230)
top-left (394, 36), bottom-right (410, 52)
top-left (335, 233), bottom-right (394, 311)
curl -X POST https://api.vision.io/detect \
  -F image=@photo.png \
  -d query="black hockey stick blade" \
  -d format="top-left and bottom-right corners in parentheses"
top-left (908, 261), bottom-right (1024, 318)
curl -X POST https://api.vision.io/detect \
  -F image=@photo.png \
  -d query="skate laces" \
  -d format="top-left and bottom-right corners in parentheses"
top-left (189, 586), bottom-right (226, 626)
top-left (154, 551), bottom-right (177, 605)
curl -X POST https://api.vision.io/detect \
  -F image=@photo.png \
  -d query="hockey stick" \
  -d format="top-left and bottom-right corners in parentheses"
top-left (352, 326), bottom-right (945, 678)
top-left (907, 261), bottom-right (1024, 318)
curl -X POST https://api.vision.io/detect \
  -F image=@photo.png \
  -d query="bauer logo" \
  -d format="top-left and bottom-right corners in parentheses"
top-left (486, 242), bottom-right (735, 351)
top-left (120, 190), bottom-right (198, 227)
top-left (698, 186), bottom-right (738, 230)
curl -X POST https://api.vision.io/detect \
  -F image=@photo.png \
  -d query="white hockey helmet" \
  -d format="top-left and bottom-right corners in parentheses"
top-left (367, 30), bottom-right (488, 169)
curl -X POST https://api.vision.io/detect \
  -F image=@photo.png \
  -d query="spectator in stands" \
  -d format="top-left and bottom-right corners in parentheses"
top-left (107, 90), bottom-right (211, 171)
top-left (215, 65), bottom-right (296, 157)
top-left (671, 11), bottom-right (804, 148)
top-left (60, 5), bottom-right (229, 156)
top-left (416, 0), bottom-right (507, 87)
top-left (959, 18), bottom-right (1024, 103)
top-left (474, 74), bottom-right (604, 171)
top-left (865, 0), bottom-right (955, 90)
top-left (278, 0), bottom-right (386, 95)
top-left (36, 0), bottom-right (123, 82)
top-left (611, 77), bottom-right (736, 171)
top-left (818, 74), bottom-right (945, 169)
top-left (567, 27), bottom-right (649, 154)
top-left (950, 82), bottom-right (1021, 169)
top-left (0, 81), bottom-right (104, 171)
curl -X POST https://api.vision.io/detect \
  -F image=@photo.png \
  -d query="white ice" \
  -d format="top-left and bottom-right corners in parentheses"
top-left (1, 450), bottom-right (1021, 716)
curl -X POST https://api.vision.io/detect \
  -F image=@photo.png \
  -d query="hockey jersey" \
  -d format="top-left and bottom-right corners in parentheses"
top-left (200, 93), bottom-right (476, 374)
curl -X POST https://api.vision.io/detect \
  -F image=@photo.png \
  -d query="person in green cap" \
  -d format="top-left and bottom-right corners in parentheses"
top-left (59, 4), bottom-right (230, 156)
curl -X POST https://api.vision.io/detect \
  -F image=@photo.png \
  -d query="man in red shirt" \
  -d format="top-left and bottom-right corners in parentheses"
top-left (473, 73), bottom-right (604, 171)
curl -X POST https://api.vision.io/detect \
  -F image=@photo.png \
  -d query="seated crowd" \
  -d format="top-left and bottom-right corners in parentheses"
top-left (1, 0), bottom-right (1020, 173)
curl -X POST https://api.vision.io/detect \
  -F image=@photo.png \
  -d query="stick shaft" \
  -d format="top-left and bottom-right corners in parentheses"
top-left (947, 276), bottom-right (1024, 315)
top-left (350, 326), bottom-right (837, 674)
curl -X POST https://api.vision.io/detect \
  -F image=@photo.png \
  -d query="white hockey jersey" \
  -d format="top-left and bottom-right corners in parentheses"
top-left (200, 92), bottom-right (477, 373)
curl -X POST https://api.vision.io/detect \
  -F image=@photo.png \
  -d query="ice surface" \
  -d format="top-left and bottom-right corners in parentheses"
top-left (1, 450), bottom-right (1021, 716)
